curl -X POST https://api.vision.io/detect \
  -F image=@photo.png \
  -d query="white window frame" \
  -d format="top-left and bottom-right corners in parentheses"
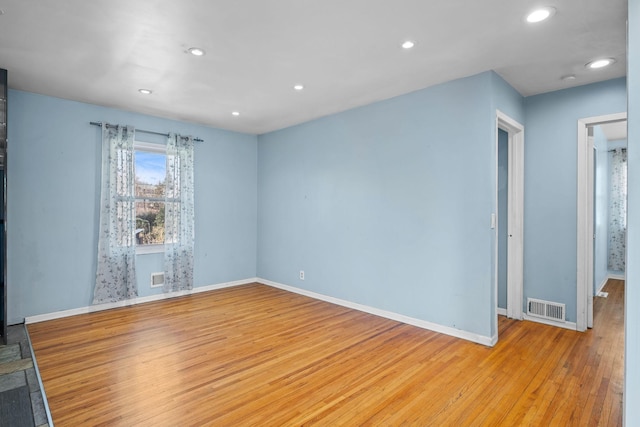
top-left (134, 140), bottom-right (167, 255)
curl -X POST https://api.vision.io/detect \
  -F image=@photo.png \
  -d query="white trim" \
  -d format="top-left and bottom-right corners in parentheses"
top-left (134, 140), bottom-right (166, 153)
top-left (496, 110), bottom-right (525, 323)
top-left (257, 278), bottom-right (496, 347)
top-left (596, 276), bottom-right (610, 295)
top-left (587, 133), bottom-right (595, 329)
top-left (489, 333), bottom-right (498, 346)
top-left (523, 314), bottom-right (578, 331)
top-left (608, 273), bottom-right (625, 280)
top-left (24, 278), bottom-right (258, 324)
top-left (25, 276), bottom-right (496, 346)
top-left (494, 118), bottom-right (500, 338)
top-left (497, 307), bottom-right (507, 316)
top-left (136, 244), bottom-right (164, 255)
top-left (577, 112), bottom-right (627, 332)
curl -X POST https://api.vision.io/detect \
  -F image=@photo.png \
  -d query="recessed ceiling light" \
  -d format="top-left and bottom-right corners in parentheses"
top-left (526, 7), bottom-right (556, 23)
top-left (401, 40), bottom-right (415, 49)
top-left (561, 74), bottom-right (576, 81)
top-left (0, 9), bottom-right (5, 15)
top-left (232, 111), bottom-right (240, 116)
top-left (293, 84), bottom-right (304, 91)
top-left (586, 58), bottom-right (616, 69)
top-left (188, 47), bottom-right (205, 56)
top-left (138, 89), bottom-right (152, 95)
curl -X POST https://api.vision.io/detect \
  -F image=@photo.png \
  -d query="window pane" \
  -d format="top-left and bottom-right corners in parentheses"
top-left (134, 148), bottom-right (167, 246)
top-left (135, 151), bottom-right (166, 198)
top-left (136, 201), bottom-right (165, 245)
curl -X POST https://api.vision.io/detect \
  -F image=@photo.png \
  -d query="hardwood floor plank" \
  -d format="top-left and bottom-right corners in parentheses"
top-left (28, 281), bottom-right (624, 426)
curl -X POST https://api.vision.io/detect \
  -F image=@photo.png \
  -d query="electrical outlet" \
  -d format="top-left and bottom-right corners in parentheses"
top-left (299, 270), bottom-right (305, 280)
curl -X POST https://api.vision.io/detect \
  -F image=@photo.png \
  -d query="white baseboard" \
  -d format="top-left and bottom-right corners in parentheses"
top-left (257, 278), bottom-right (495, 347)
top-left (496, 307), bottom-right (507, 316)
top-left (596, 277), bottom-right (609, 295)
top-left (489, 332), bottom-right (498, 346)
top-left (523, 314), bottom-right (578, 331)
top-left (24, 276), bottom-right (497, 347)
top-left (608, 273), bottom-right (625, 281)
top-left (24, 278), bottom-right (259, 324)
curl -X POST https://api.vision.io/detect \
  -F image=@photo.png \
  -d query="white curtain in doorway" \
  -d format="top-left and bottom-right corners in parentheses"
top-left (163, 133), bottom-right (195, 292)
top-left (93, 125), bottom-right (138, 303)
top-left (608, 148), bottom-right (627, 271)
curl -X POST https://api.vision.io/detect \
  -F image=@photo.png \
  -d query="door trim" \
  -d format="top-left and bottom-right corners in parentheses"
top-left (496, 110), bottom-right (524, 322)
top-left (576, 112), bottom-right (626, 331)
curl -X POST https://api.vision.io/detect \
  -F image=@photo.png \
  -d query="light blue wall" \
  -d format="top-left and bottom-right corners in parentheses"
top-left (523, 78), bottom-right (626, 322)
top-left (497, 129), bottom-right (508, 309)
top-left (491, 72), bottom-right (525, 125)
top-left (7, 90), bottom-right (258, 324)
top-left (593, 126), bottom-right (609, 293)
top-left (258, 71), bottom-right (522, 340)
top-left (626, 0), bottom-right (640, 422)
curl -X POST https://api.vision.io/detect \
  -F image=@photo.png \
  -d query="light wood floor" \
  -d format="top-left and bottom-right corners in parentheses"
top-left (28, 280), bottom-right (624, 426)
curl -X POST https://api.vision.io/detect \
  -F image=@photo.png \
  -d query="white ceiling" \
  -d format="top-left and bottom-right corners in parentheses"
top-left (601, 121), bottom-right (628, 141)
top-left (0, 0), bottom-right (627, 135)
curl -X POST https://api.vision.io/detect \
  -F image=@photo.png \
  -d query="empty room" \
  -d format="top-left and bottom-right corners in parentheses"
top-left (1, 0), bottom-right (640, 426)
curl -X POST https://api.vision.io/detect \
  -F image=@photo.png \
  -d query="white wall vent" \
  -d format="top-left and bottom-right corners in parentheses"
top-left (527, 298), bottom-right (565, 322)
top-left (150, 272), bottom-right (165, 288)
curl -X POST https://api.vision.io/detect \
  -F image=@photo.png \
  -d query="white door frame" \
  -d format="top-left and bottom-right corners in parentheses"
top-left (496, 110), bottom-right (525, 322)
top-left (576, 112), bottom-right (626, 331)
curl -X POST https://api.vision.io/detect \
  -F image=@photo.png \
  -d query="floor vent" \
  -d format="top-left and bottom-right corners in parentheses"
top-left (527, 298), bottom-right (565, 322)
top-left (150, 272), bottom-right (165, 288)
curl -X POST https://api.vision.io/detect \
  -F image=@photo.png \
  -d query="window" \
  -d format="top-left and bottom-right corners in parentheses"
top-left (134, 141), bottom-right (167, 253)
top-left (95, 125), bottom-right (195, 302)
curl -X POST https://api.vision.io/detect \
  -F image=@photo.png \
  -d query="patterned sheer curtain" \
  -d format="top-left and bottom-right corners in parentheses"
top-left (608, 148), bottom-right (627, 271)
top-left (164, 133), bottom-right (195, 292)
top-left (93, 125), bottom-right (138, 303)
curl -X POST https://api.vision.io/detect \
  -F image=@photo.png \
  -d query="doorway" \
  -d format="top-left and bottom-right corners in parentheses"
top-left (495, 111), bottom-right (524, 324)
top-left (576, 113), bottom-right (627, 331)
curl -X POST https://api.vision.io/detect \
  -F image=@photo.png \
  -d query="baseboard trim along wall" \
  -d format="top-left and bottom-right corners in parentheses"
top-left (497, 307), bottom-right (507, 316)
top-left (596, 277), bottom-right (610, 296)
top-left (25, 277), bottom-right (496, 347)
top-left (608, 273), bottom-right (625, 281)
top-left (257, 278), bottom-right (496, 347)
top-left (24, 278), bottom-right (258, 324)
top-left (522, 314), bottom-right (578, 331)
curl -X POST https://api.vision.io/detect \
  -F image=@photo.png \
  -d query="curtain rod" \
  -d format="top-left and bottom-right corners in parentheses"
top-left (608, 148), bottom-right (627, 152)
top-left (90, 121), bottom-right (204, 142)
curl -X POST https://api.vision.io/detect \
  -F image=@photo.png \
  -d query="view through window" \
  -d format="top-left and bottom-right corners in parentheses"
top-left (135, 145), bottom-right (166, 246)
